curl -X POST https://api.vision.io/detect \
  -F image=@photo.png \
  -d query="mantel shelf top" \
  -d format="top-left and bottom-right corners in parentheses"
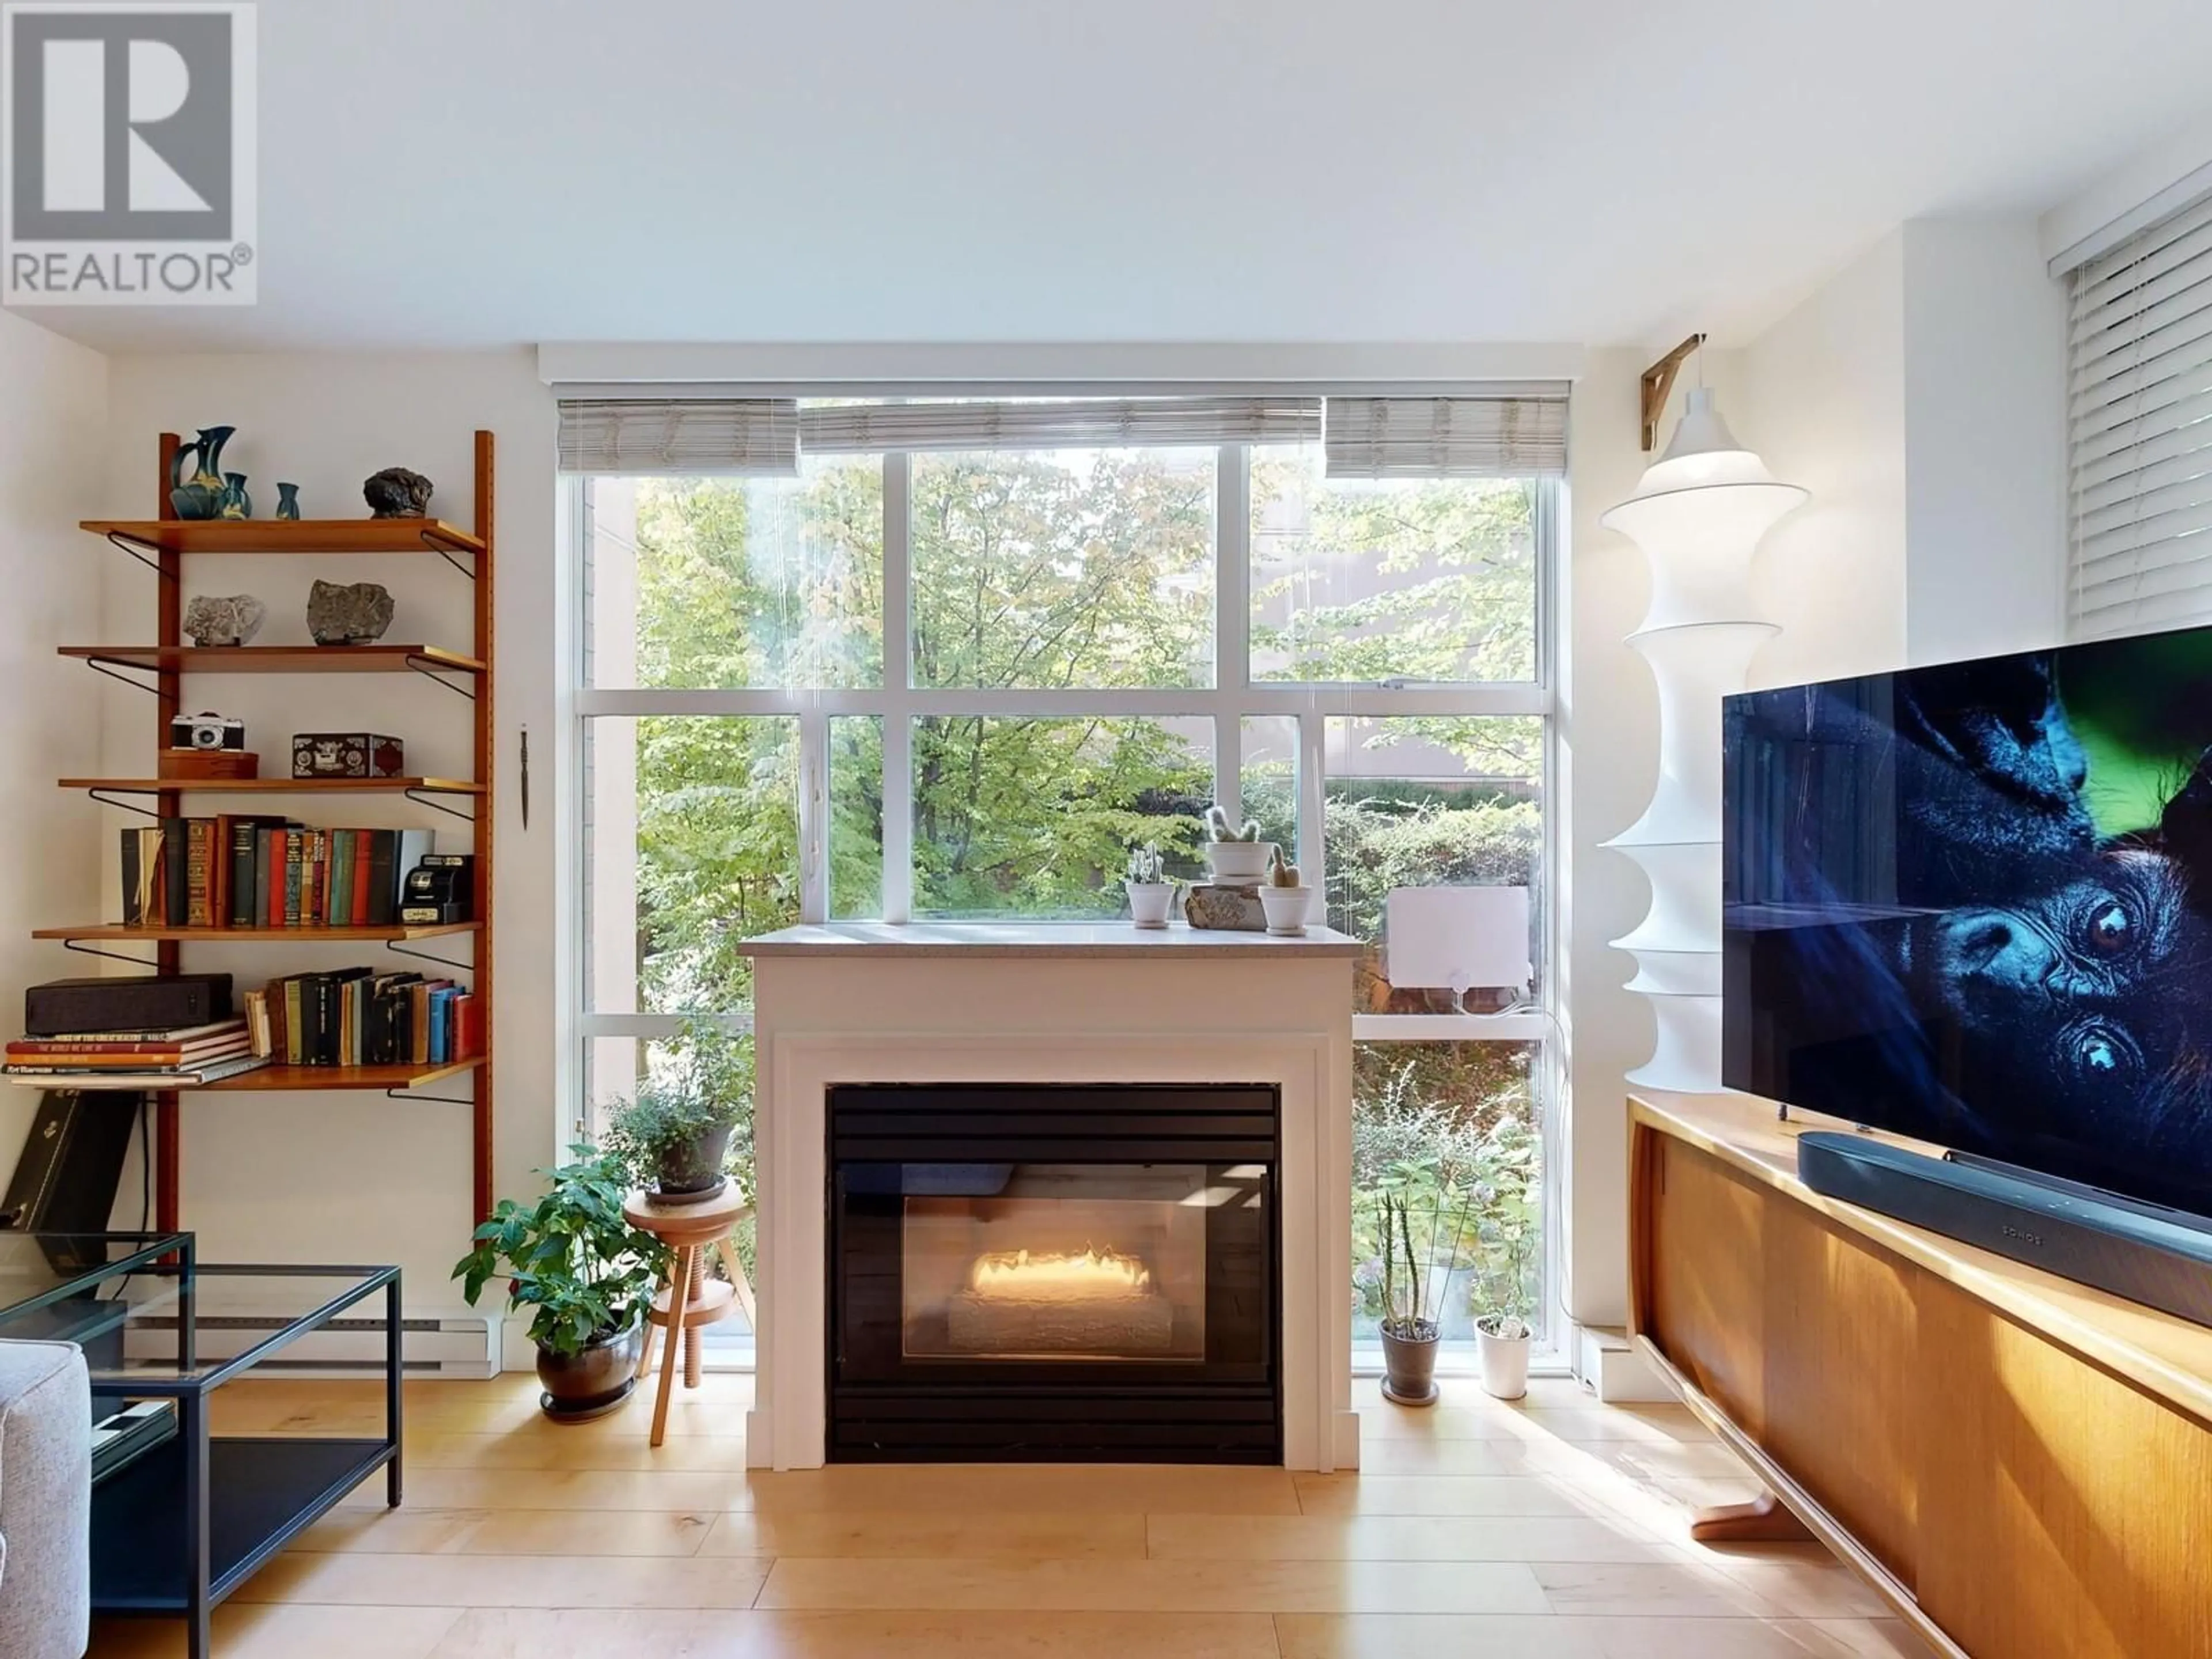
top-left (739, 921), bottom-right (1363, 959)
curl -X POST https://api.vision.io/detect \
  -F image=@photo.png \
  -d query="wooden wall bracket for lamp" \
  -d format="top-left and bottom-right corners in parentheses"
top-left (1640, 333), bottom-right (1707, 451)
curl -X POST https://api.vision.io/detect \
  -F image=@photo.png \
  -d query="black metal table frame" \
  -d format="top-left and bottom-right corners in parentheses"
top-left (85, 1261), bottom-right (403, 1659)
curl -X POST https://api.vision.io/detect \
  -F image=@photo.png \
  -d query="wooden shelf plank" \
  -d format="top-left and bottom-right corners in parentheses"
top-left (31, 923), bottom-right (478, 944)
top-left (60, 645), bottom-right (486, 674)
top-left (81, 519), bottom-right (484, 557)
top-left (196, 1058), bottom-right (483, 1093)
top-left (59, 777), bottom-right (484, 796)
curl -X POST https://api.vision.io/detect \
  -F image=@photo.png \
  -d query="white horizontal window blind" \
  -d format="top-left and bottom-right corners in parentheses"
top-left (798, 396), bottom-right (1320, 454)
top-left (1323, 394), bottom-right (1568, 479)
top-left (2068, 192), bottom-right (2212, 638)
top-left (558, 398), bottom-right (800, 475)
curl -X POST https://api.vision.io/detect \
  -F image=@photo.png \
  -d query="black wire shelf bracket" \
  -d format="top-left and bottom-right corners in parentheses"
top-left (403, 787), bottom-right (476, 823)
top-left (86, 787), bottom-right (162, 819)
top-left (61, 937), bottom-right (160, 968)
top-left (82, 656), bottom-right (164, 698)
top-left (384, 937), bottom-right (474, 972)
top-left (384, 1086), bottom-right (477, 1107)
top-left (404, 654), bottom-right (478, 700)
top-left (104, 530), bottom-right (177, 580)
top-left (419, 528), bottom-right (480, 581)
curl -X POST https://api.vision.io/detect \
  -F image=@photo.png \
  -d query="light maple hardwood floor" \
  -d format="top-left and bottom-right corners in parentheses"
top-left (84, 1372), bottom-right (1937, 1658)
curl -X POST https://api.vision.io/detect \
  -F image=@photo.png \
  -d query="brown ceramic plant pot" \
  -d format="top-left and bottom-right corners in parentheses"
top-left (1380, 1319), bottom-right (1441, 1407)
top-left (535, 1316), bottom-right (645, 1422)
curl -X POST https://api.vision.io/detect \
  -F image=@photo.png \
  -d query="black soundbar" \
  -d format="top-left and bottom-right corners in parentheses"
top-left (1796, 1131), bottom-right (2212, 1327)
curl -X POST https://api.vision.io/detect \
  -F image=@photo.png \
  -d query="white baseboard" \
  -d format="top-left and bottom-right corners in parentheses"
top-left (1571, 1324), bottom-right (1673, 1402)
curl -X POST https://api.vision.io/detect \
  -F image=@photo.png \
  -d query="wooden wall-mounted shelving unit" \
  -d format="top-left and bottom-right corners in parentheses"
top-left (44, 431), bottom-right (498, 1227)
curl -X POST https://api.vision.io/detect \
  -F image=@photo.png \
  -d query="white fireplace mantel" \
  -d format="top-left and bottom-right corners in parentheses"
top-left (738, 922), bottom-right (1362, 1472)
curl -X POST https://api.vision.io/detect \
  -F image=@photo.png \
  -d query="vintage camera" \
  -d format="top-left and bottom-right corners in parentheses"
top-left (169, 711), bottom-right (247, 752)
top-left (399, 854), bottom-right (475, 926)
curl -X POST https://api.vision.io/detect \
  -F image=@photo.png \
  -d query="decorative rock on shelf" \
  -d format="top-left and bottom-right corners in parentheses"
top-left (362, 467), bottom-right (433, 518)
top-left (306, 578), bottom-right (394, 646)
top-left (181, 594), bottom-right (266, 648)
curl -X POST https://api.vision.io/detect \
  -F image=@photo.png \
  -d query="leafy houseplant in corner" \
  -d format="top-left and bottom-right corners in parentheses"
top-left (1377, 1191), bottom-right (1442, 1406)
top-left (453, 1147), bottom-right (668, 1421)
top-left (1124, 842), bottom-right (1176, 929)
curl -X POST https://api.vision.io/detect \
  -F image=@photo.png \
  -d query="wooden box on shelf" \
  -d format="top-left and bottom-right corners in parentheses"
top-left (158, 749), bottom-right (260, 781)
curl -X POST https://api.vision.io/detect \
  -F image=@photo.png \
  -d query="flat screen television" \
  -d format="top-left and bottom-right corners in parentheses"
top-left (1722, 626), bottom-right (2212, 1221)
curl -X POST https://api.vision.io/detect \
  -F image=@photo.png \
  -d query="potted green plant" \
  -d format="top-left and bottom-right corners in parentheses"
top-left (1469, 1117), bottom-right (1540, 1399)
top-left (1202, 804), bottom-right (1278, 884)
top-left (1258, 846), bottom-right (1311, 935)
top-left (452, 1146), bottom-right (667, 1421)
top-left (1377, 1188), bottom-right (1442, 1406)
top-left (602, 1019), bottom-right (748, 1205)
top-left (1124, 842), bottom-right (1176, 928)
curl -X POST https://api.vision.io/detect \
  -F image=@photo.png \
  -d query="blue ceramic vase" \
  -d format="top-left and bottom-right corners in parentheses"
top-left (219, 473), bottom-right (252, 520)
top-left (275, 483), bottom-right (301, 521)
top-left (168, 425), bottom-right (236, 520)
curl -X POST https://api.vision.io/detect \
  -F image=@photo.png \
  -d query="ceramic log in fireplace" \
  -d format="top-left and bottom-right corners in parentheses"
top-left (828, 1083), bottom-right (1281, 1462)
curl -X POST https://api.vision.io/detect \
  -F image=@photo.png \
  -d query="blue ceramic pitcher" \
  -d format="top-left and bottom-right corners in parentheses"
top-left (168, 425), bottom-right (236, 520)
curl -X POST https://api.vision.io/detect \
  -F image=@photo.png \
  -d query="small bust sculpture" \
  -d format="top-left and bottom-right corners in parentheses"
top-left (362, 467), bottom-right (434, 518)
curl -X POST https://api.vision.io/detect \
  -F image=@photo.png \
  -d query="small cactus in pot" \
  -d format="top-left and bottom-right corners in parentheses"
top-left (1258, 844), bottom-right (1312, 936)
top-left (1124, 842), bottom-right (1176, 929)
top-left (1202, 804), bottom-right (1277, 883)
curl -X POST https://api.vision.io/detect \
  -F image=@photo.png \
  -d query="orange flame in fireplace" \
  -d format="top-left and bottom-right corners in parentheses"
top-left (967, 1245), bottom-right (1152, 1298)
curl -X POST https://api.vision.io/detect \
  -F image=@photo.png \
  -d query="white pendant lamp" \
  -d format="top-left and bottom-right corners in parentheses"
top-left (1602, 381), bottom-right (1806, 1092)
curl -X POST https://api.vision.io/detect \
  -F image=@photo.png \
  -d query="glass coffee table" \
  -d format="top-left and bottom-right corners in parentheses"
top-left (0, 1233), bottom-right (402, 1659)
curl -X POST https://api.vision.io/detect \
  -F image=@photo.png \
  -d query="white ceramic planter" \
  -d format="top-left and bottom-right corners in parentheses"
top-left (1476, 1321), bottom-right (1532, 1400)
top-left (1205, 841), bottom-right (1276, 883)
top-left (1258, 886), bottom-right (1312, 936)
top-left (1124, 880), bottom-right (1176, 929)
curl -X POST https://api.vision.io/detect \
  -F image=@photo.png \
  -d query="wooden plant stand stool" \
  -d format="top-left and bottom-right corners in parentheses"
top-left (622, 1184), bottom-right (756, 1447)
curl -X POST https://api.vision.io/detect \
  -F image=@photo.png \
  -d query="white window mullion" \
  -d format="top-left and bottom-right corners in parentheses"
top-left (798, 703), bottom-right (829, 923)
top-left (882, 453), bottom-right (915, 922)
top-left (1298, 707), bottom-right (1326, 907)
top-left (1214, 444), bottom-right (1251, 825)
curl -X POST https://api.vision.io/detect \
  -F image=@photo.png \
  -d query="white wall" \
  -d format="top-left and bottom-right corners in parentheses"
top-left (1899, 218), bottom-right (2068, 661)
top-left (1558, 348), bottom-right (1658, 1335)
top-left (95, 354), bottom-right (558, 1301)
top-left (1740, 230), bottom-right (1911, 688)
top-left (0, 313), bottom-right (109, 1199)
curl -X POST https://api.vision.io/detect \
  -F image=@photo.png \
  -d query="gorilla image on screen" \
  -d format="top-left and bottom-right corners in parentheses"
top-left (1722, 630), bottom-right (2212, 1219)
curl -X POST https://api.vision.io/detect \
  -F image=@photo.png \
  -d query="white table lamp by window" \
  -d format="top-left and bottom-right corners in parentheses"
top-left (1384, 886), bottom-right (1531, 1010)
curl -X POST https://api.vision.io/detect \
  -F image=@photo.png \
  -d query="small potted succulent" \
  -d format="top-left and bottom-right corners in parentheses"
top-left (1258, 846), bottom-right (1311, 935)
top-left (1203, 804), bottom-right (1278, 884)
top-left (452, 1147), bottom-right (667, 1421)
top-left (1124, 842), bottom-right (1177, 929)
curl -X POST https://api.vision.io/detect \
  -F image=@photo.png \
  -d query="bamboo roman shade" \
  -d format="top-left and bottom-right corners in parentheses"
top-left (797, 397), bottom-right (1321, 454)
top-left (1323, 395), bottom-right (1568, 479)
top-left (557, 398), bottom-right (801, 475)
top-left (2068, 192), bottom-right (2212, 638)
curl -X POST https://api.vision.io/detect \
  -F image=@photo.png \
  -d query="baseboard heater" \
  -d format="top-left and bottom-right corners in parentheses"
top-left (1797, 1131), bottom-right (2212, 1325)
top-left (120, 1311), bottom-right (502, 1378)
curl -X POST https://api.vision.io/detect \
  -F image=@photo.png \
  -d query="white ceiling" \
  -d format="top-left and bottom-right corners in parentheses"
top-left (17, 0), bottom-right (2212, 354)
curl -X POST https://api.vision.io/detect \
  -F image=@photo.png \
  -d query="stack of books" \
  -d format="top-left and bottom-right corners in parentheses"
top-left (2, 1018), bottom-right (268, 1088)
top-left (121, 820), bottom-right (435, 929)
top-left (245, 971), bottom-right (479, 1069)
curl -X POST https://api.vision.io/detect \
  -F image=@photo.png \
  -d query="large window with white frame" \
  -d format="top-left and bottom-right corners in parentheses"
top-left (570, 389), bottom-right (1564, 1366)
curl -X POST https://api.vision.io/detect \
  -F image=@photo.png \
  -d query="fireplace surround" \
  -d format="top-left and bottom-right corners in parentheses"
top-left (829, 1083), bottom-right (1282, 1461)
top-left (738, 921), bottom-right (1361, 1471)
